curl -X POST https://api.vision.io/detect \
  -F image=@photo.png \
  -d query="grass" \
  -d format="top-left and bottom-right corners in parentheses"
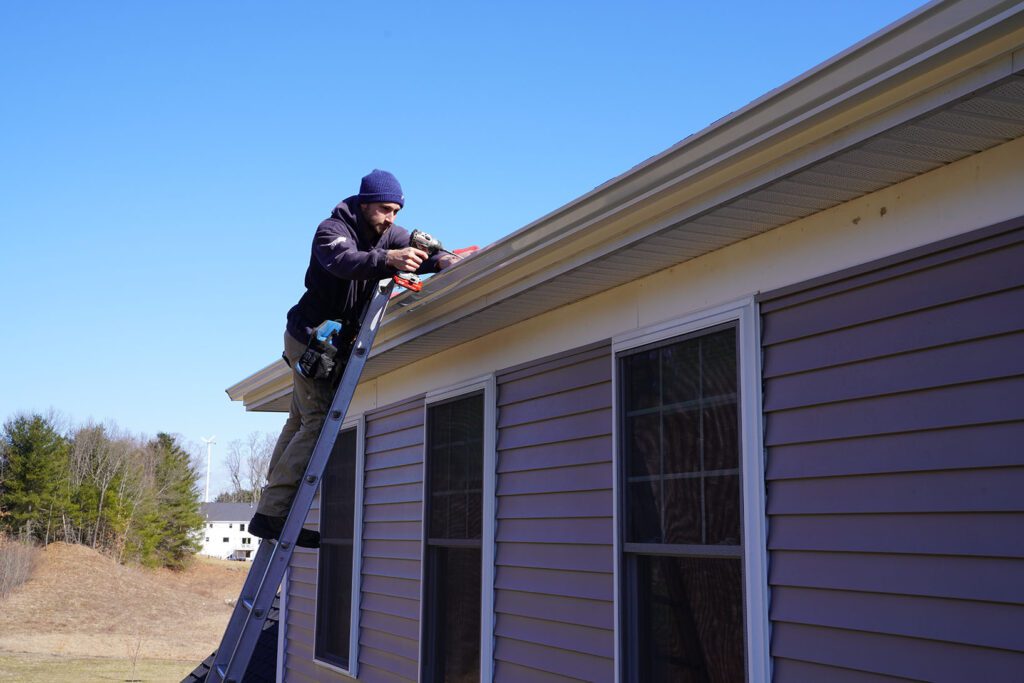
top-left (0, 652), bottom-right (196, 682)
top-left (0, 543), bottom-right (248, 669)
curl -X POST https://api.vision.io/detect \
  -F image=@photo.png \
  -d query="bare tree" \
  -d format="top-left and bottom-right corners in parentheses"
top-left (224, 432), bottom-right (275, 504)
top-left (71, 423), bottom-right (136, 549)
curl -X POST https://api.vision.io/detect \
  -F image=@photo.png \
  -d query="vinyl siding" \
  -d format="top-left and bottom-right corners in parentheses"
top-left (359, 397), bottom-right (425, 683)
top-left (283, 547), bottom-right (319, 682)
top-left (284, 396), bottom-right (425, 683)
top-left (494, 342), bottom-right (615, 682)
top-left (759, 217), bottom-right (1024, 682)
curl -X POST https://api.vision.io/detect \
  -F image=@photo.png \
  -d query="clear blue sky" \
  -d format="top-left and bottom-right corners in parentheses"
top-left (0, 0), bottom-right (924, 495)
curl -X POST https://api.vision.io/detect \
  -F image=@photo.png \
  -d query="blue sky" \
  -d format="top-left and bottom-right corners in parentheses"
top-left (0, 0), bottom-right (924, 495)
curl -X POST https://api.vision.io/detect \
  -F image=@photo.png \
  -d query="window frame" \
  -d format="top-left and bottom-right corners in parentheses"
top-left (611, 297), bottom-right (769, 683)
top-left (312, 415), bottom-right (366, 679)
top-left (418, 375), bottom-right (497, 683)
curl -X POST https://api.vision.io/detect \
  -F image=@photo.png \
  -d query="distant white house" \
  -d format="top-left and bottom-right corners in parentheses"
top-left (198, 502), bottom-right (260, 561)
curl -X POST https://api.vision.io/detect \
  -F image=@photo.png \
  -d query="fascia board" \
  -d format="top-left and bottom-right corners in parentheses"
top-left (226, 360), bottom-right (284, 401)
top-left (226, 360), bottom-right (290, 408)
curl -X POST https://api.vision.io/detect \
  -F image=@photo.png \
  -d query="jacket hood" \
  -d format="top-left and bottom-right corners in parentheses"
top-left (331, 196), bottom-right (360, 225)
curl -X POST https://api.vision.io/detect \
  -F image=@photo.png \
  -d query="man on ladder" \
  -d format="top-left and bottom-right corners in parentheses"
top-left (248, 169), bottom-right (460, 548)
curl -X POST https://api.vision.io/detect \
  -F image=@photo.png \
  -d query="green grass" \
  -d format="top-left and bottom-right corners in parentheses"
top-left (0, 653), bottom-right (197, 682)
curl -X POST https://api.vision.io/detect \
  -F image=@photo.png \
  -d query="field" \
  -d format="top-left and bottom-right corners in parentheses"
top-left (0, 543), bottom-right (249, 682)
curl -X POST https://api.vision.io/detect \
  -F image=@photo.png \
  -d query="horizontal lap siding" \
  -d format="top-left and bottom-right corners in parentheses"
top-left (285, 546), bottom-right (319, 682)
top-left (760, 219), bottom-right (1024, 682)
top-left (361, 397), bottom-right (425, 683)
top-left (284, 396), bottom-right (425, 683)
top-left (495, 343), bottom-right (615, 682)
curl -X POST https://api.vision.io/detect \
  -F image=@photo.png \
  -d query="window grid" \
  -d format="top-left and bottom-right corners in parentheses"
top-left (422, 392), bottom-right (484, 683)
top-left (619, 323), bottom-right (746, 682)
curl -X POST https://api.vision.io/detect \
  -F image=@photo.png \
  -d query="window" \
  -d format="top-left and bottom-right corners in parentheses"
top-left (240, 524), bottom-right (245, 532)
top-left (241, 537), bottom-right (250, 545)
top-left (316, 428), bottom-right (358, 671)
top-left (205, 537), bottom-right (209, 542)
top-left (222, 537), bottom-right (229, 543)
top-left (229, 523), bottom-right (233, 528)
top-left (619, 323), bottom-right (745, 682)
top-left (422, 393), bottom-right (484, 683)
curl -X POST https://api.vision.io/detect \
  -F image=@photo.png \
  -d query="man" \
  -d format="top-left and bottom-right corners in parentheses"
top-left (249, 169), bottom-right (459, 547)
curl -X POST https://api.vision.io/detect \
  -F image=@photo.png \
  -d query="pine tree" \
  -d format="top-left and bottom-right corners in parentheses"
top-left (0, 414), bottom-right (69, 542)
top-left (139, 433), bottom-right (204, 569)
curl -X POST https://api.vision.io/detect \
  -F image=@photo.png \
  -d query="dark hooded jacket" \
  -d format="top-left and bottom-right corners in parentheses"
top-left (285, 196), bottom-right (443, 343)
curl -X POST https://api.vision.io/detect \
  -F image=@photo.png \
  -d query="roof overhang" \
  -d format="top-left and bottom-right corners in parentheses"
top-left (229, 0), bottom-right (1024, 411)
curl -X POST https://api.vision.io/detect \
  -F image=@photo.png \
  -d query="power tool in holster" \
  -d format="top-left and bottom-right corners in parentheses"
top-left (295, 320), bottom-right (353, 381)
top-left (392, 229), bottom-right (445, 293)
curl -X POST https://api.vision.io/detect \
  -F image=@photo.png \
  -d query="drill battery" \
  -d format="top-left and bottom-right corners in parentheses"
top-left (392, 229), bottom-right (443, 292)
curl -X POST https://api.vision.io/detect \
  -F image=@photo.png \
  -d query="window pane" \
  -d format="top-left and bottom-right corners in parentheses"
top-left (633, 555), bottom-right (745, 682)
top-left (621, 324), bottom-right (740, 548)
top-left (702, 330), bottom-right (737, 400)
top-left (624, 349), bottom-right (660, 411)
top-left (662, 476), bottom-right (701, 545)
top-left (662, 341), bottom-right (700, 406)
top-left (626, 413), bottom-right (661, 478)
top-left (316, 428), bottom-right (357, 669)
top-left (428, 395), bottom-right (484, 541)
top-left (628, 479), bottom-right (662, 543)
top-left (316, 542), bottom-right (353, 667)
top-left (322, 429), bottom-right (357, 541)
top-left (428, 547), bottom-right (481, 683)
top-left (703, 403), bottom-right (739, 471)
top-left (663, 408), bottom-right (701, 474)
top-left (705, 475), bottom-right (740, 545)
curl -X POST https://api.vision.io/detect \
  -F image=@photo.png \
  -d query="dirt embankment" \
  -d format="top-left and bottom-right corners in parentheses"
top-left (0, 543), bottom-right (248, 661)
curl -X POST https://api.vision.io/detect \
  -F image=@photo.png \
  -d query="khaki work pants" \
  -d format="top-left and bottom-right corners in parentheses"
top-left (257, 332), bottom-right (336, 517)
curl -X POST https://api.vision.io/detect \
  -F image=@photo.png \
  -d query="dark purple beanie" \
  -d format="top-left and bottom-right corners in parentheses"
top-left (357, 169), bottom-right (405, 207)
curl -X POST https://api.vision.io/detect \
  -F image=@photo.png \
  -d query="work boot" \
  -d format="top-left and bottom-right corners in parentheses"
top-left (249, 512), bottom-right (321, 549)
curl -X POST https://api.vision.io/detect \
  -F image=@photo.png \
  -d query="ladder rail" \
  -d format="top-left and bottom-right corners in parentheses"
top-left (207, 278), bottom-right (395, 683)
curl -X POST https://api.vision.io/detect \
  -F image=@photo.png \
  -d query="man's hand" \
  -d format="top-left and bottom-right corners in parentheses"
top-left (386, 247), bottom-right (428, 272)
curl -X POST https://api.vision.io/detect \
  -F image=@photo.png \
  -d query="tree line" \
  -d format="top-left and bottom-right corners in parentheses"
top-left (0, 412), bottom-right (204, 569)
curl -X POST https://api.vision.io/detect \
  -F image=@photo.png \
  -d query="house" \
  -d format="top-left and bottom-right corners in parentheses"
top-left (226, 2), bottom-right (1024, 681)
top-left (199, 502), bottom-right (260, 561)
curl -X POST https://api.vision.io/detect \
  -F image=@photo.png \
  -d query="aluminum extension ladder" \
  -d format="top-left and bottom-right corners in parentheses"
top-left (207, 278), bottom-right (395, 683)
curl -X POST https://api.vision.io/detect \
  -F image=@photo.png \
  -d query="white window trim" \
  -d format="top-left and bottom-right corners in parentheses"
top-left (611, 297), bottom-right (771, 683)
top-left (418, 375), bottom-right (497, 683)
top-left (277, 567), bottom-right (288, 683)
top-left (312, 414), bottom-right (365, 679)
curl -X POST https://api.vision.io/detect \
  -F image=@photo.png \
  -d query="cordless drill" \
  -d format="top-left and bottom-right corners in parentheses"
top-left (393, 229), bottom-right (444, 292)
top-left (295, 319), bottom-right (345, 380)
